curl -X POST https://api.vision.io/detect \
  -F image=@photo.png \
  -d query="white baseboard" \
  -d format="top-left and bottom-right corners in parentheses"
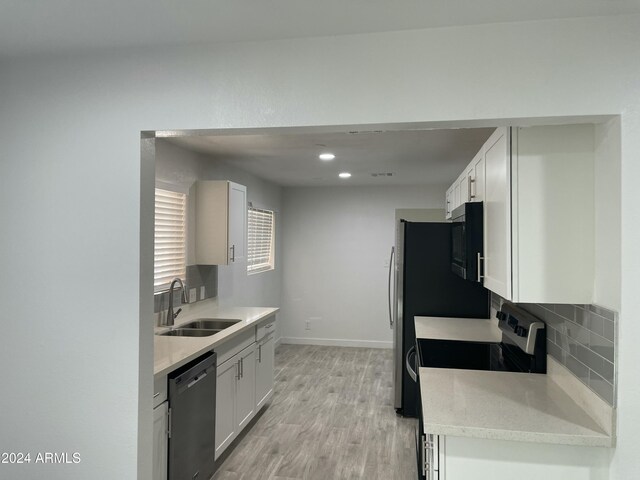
top-left (280, 336), bottom-right (393, 349)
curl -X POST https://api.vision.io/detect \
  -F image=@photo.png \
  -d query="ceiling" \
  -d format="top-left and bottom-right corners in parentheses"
top-left (2, 1), bottom-right (640, 58)
top-left (164, 127), bottom-right (495, 187)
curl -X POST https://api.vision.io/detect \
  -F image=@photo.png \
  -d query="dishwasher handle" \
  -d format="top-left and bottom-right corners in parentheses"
top-left (169, 351), bottom-right (216, 397)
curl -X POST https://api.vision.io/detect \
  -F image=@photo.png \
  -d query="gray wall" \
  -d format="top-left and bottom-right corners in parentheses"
top-left (280, 185), bottom-right (445, 347)
top-left (155, 140), bottom-right (283, 327)
top-left (1, 14), bottom-right (639, 480)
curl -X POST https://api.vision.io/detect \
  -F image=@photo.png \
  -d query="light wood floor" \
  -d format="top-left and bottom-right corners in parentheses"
top-left (212, 344), bottom-right (417, 480)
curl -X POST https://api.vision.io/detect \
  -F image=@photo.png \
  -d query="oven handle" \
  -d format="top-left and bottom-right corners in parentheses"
top-left (406, 345), bottom-right (417, 383)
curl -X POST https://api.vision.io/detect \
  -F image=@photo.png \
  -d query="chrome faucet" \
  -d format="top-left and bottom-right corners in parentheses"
top-left (166, 277), bottom-right (188, 327)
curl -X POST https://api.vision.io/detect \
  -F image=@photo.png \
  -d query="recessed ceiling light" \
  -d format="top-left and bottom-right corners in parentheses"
top-left (339, 172), bottom-right (352, 179)
top-left (319, 153), bottom-right (335, 161)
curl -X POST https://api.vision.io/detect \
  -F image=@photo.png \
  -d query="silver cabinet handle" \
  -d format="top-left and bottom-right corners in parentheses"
top-left (477, 252), bottom-right (484, 283)
top-left (258, 344), bottom-right (262, 363)
top-left (387, 246), bottom-right (395, 329)
top-left (230, 244), bottom-right (236, 262)
top-left (265, 323), bottom-right (273, 329)
top-left (405, 345), bottom-right (417, 382)
top-left (469, 177), bottom-right (476, 199)
top-left (237, 360), bottom-right (241, 380)
top-left (153, 392), bottom-right (160, 398)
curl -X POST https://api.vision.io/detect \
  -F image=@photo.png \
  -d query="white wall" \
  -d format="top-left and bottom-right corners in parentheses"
top-left (155, 139), bottom-right (283, 315)
top-left (0, 14), bottom-right (639, 480)
top-left (280, 185), bottom-right (445, 347)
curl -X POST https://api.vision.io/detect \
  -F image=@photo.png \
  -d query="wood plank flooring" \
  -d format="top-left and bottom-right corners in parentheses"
top-left (212, 344), bottom-right (417, 480)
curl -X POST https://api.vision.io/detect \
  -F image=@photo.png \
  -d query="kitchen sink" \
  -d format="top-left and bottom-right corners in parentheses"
top-left (158, 328), bottom-right (222, 337)
top-left (179, 319), bottom-right (241, 330)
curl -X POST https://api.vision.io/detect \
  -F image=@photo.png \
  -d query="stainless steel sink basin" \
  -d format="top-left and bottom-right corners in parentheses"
top-left (180, 319), bottom-right (241, 330)
top-left (158, 328), bottom-right (222, 337)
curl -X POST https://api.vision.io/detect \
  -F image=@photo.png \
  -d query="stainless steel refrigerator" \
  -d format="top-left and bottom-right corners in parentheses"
top-left (389, 220), bottom-right (489, 417)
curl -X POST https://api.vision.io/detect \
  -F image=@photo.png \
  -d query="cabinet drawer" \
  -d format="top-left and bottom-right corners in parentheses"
top-left (153, 375), bottom-right (167, 408)
top-left (256, 315), bottom-right (276, 341)
top-left (215, 328), bottom-right (255, 365)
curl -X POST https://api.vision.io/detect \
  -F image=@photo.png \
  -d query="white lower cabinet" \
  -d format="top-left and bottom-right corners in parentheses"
top-left (215, 343), bottom-right (257, 460)
top-left (433, 435), bottom-right (610, 480)
top-left (255, 332), bottom-right (275, 410)
top-left (214, 357), bottom-right (238, 459)
top-left (152, 401), bottom-right (168, 480)
top-left (236, 345), bottom-right (256, 430)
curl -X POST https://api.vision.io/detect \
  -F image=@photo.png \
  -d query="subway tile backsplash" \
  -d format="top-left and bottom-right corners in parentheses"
top-left (491, 293), bottom-right (617, 406)
top-left (154, 265), bottom-right (218, 314)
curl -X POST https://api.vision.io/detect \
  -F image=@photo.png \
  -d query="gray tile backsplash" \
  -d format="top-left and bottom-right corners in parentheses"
top-left (491, 292), bottom-right (617, 406)
top-left (154, 265), bottom-right (218, 314)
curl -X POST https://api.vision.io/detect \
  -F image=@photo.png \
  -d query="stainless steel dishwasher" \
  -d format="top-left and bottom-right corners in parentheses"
top-left (168, 351), bottom-right (216, 480)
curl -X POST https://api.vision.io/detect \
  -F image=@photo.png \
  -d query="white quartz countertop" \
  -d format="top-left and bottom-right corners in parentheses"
top-left (154, 300), bottom-right (278, 377)
top-left (415, 315), bottom-right (502, 343)
top-left (419, 367), bottom-right (612, 447)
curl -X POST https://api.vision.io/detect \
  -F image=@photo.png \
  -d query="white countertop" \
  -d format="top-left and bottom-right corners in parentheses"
top-left (415, 315), bottom-right (501, 343)
top-left (419, 367), bottom-right (612, 447)
top-left (154, 299), bottom-right (278, 377)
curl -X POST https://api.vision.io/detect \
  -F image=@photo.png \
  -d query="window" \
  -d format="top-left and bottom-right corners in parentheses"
top-left (247, 205), bottom-right (275, 274)
top-left (154, 188), bottom-right (187, 292)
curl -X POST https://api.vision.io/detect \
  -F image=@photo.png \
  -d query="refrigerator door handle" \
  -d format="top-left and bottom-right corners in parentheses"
top-left (406, 345), bottom-right (417, 383)
top-left (388, 246), bottom-right (395, 328)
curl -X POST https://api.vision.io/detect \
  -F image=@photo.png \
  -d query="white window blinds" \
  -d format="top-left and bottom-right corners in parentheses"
top-left (154, 188), bottom-right (187, 292)
top-left (247, 206), bottom-right (275, 274)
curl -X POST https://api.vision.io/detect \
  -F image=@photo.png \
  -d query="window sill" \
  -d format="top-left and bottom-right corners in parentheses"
top-left (248, 266), bottom-right (275, 276)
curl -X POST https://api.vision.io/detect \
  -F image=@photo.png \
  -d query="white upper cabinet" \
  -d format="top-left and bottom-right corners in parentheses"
top-left (445, 187), bottom-right (454, 219)
top-left (446, 147), bottom-right (485, 217)
top-left (483, 127), bottom-right (512, 300)
top-left (459, 173), bottom-right (470, 205)
top-left (453, 181), bottom-right (461, 210)
top-left (511, 125), bottom-right (594, 303)
top-left (447, 124), bottom-right (595, 304)
top-left (195, 181), bottom-right (247, 265)
top-left (471, 149), bottom-right (485, 203)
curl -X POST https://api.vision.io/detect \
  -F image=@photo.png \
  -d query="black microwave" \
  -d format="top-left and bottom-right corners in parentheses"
top-left (451, 202), bottom-right (484, 283)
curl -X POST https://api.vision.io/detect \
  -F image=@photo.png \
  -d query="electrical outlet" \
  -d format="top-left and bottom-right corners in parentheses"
top-left (189, 288), bottom-right (197, 303)
top-left (200, 286), bottom-right (206, 299)
top-left (305, 320), bottom-right (311, 330)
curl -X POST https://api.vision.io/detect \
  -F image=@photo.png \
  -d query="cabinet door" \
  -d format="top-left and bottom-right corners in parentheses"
top-left (236, 345), bottom-right (256, 430)
top-left (152, 402), bottom-right (168, 480)
top-left (472, 153), bottom-right (485, 203)
top-left (255, 333), bottom-right (275, 410)
top-left (483, 127), bottom-right (511, 300)
top-left (215, 358), bottom-right (237, 460)
top-left (453, 182), bottom-right (461, 210)
top-left (228, 182), bottom-right (247, 264)
top-left (195, 180), bottom-right (230, 265)
top-left (459, 174), bottom-right (470, 204)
